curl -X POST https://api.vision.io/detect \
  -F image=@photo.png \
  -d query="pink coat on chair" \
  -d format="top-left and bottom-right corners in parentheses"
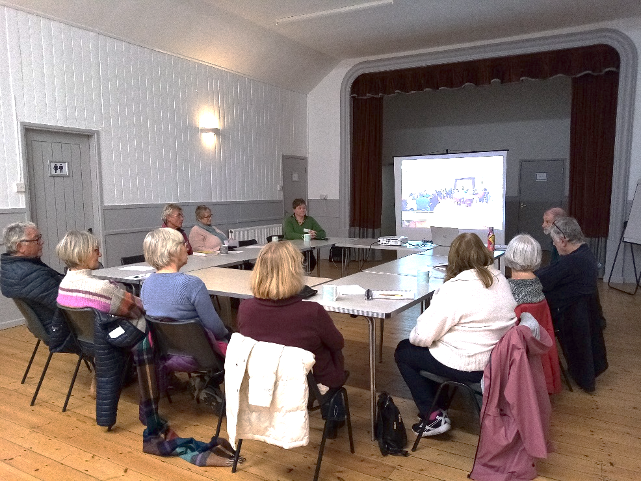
top-left (470, 325), bottom-right (554, 481)
top-left (515, 300), bottom-right (562, 394)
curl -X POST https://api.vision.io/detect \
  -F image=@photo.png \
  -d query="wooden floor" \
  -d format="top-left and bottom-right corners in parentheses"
top-left (0, 257), bottom-right (639, 481)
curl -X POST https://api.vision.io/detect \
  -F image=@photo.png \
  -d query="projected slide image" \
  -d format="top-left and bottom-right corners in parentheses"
top-left (397, 153), bottom-right (505, 230)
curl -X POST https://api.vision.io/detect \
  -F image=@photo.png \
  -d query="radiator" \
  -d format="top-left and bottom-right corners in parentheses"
top-left (229, 224), bottom-right (282, 242)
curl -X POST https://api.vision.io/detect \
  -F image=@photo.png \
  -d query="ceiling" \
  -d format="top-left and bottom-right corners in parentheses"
top-left (1, 0), bottom-right (639, 92)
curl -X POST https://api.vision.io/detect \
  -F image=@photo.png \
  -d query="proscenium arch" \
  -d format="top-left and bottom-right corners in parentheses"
top-left (338, 28), bottom-right (637, 281)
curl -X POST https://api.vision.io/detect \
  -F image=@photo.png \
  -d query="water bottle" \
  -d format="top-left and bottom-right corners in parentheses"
top-left (487, 227), bottom-right (495, 252)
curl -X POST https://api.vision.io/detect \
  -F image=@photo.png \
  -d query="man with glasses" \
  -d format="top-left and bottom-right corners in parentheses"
top-left (1, 222), bottom-right (75, 352)
top-left (534, 216), bottom-right (607, 392)
top-left (541, 207), bottom-right (567, 264)
top-left (161, 203), bottom-right (193, 255)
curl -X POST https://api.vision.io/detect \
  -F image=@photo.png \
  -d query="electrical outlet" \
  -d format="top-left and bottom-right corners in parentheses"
top-left (320, 193), bottom-right (328, 199)
top-left (15, 182), bottom-right (25, 192)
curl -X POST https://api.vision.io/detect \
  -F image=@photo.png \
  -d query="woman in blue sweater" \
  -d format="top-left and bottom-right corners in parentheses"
top-left (141, 228), bottom-right (230, 407)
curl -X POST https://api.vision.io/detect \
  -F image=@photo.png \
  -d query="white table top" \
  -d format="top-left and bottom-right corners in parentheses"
top-left (307, 271), bottom-right (434, 319)
top-left (189, 267), bottom-right (331, 299)
top-left (92, 249), bottom-right (261, 282)
top-left (331, 237), bottom-right (429, 254)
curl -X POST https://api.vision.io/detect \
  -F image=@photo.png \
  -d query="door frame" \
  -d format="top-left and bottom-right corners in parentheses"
top-left (20, 123), bottom-right (106, 264)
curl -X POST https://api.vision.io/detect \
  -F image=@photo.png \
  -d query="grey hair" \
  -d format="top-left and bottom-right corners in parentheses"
top-left (550, 216), bottom-right (585, 244)
top-left (143, 228), bottom-right (184, 270)
top-left (194, 205), bottom-right (211, 221)
top-left (544, 207), bottom-right (567, 220)
top-left (56, 230), bottom-right (100, 269)
top-left (2, 222), bottom-right (37, 254)
top-left (505, 234), bottom-right (542, 271)
top-left (161, 203), bottom-right (182, 223)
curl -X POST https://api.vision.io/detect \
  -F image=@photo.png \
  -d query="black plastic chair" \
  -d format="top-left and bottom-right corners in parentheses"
top-left (232, 371), bottom-right (355, 481)
top-left (265, 235), bottom-right (284, 243)
top-left (57, 307), bottom-right (96, 412)
top-left (120, 254), bottom-right (145, 265)
top-left (13, 298), bottom-right (55, 406)
top-left (146, 316), bottom-right (226, 437)
top-left (411, 372), bottom-right (482, 452)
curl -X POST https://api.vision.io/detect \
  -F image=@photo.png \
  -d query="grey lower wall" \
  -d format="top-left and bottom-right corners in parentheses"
top-left (307, 199), bottom-right (341, 237)
top-left (102, 200), bottom-right (284, 267)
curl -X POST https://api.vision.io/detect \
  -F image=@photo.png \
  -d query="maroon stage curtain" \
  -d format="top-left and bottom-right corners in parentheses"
top-left (350, 96), bottom-right (383, 236)
top-left (569, 71), bottom-right (619, 237)
top-left (349, 44), bottom-right (619, 234)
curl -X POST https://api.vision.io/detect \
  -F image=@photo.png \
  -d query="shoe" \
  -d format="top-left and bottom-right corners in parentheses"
top-left (200, 386), bottom-right (224, 413)
top-left (412, 410), bottom-right (451, 437)
top-left (189, 375), bottom-right (208, 400)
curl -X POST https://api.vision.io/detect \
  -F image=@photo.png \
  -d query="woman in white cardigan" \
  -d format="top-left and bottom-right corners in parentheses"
top-left (395, 233), bottom-right (517, 438)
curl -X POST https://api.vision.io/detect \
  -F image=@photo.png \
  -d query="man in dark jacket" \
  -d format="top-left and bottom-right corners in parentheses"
top-left (1, 222), bottom-right (75, 352)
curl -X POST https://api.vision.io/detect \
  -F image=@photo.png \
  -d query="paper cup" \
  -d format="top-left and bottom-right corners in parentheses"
top-left (323, 284), bottom-right (338, 302)
top-left (303, 233), bottom-right (312, 247)
top-left (416, 268), bottom-right (430, 289)
top-left (219, 244), bottom-right (228, 254)
top-left (271, 235), bottom-right (279, 243)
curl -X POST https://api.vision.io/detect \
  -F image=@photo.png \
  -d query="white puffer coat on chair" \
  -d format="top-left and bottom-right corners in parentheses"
top-left (225, 333), bottom-right (316, 449)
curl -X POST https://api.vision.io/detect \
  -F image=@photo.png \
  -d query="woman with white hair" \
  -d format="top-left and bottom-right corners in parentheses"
top-left (57, 230), bottom-right (144, 322)
top-left (188, 205), bottom-right (228, 253)
top-left (140, 228), bottom-right (229, 344)
top-left (161, 203), bottom-right (193, 255)
top-left (505, 233), bottom-right (561, 394)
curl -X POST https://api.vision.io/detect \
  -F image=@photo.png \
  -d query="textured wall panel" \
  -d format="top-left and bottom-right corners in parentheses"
top-left (0, 5), bottom-right (307, 209)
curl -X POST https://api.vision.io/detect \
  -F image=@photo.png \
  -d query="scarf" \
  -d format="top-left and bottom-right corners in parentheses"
top-left (196, 221), bottom-right (228, 244)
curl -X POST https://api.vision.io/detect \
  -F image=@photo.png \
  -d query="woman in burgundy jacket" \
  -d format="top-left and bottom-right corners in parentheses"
top-left (237, 241), bottom-right (345, 389)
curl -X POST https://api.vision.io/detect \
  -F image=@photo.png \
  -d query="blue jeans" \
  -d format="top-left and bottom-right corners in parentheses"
top-left (394, 339), bottom-right (483, 417)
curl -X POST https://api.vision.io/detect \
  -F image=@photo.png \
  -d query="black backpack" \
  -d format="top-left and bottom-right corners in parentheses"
top-left (375, 392), bottom-right (409, 456)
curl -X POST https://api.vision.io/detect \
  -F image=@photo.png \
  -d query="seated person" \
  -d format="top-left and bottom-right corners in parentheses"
top-left (505, 233), bottom-right (561, 394)
top-left (1, 222), bottom-right (74, 352)
top-left (140, 228), bottom-right (230, 405)
top-left (161, 203), bottom-right (193, 255)
top-left (237, 241), bottom-right (346, 436)
top-left (188, 205), bottom-right (228, 253)
top-left (56, 230), bottom-right (145, 323)
top-left (56, 230), bottom-right (147, 397)
top-left (283, 198), bottom-right (326, 272)
top-left (395, 233), bottom-right (517, 437)
top-left (534, 217), bottom-right (607, 391)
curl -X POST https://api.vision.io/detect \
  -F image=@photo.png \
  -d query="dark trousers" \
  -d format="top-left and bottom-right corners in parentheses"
top-left (394, 339), bottom-right (483, 417)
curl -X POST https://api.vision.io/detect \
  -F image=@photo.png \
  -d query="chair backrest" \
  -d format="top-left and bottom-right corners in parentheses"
top-left (121, 254), bottom-right (146, 265)
top-left (58, 306), bottom-right (95, 345)
top-left (146, 316), bottom-right (224, 372)
top-left (238, 239), bottom-right (257, 247)
top-left (13, 298), bottom-right (51, 345)
top-left (265, 235), bottom-right (284, 244)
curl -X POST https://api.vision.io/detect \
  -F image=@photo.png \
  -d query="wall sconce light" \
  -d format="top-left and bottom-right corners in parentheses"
top-left (199, 126), bottom-right (220, 135)
top-left (199, 111), bottom-right (220, 147)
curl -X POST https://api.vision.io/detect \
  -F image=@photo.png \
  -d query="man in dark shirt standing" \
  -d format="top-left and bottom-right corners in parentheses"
top-left (1, 222), bottom-right (74, 352)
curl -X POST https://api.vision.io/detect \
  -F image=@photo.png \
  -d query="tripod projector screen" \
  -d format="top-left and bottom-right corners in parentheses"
top-left (394, 151), bottom-right (507, 241)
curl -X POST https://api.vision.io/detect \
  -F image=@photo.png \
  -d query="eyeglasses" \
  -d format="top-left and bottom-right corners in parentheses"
top-left (551, 220), bottom-right (567, 239)
top-left (21, 234), bottom-right (42, 243)
top-left (201, 214), bottom-right (212, 219)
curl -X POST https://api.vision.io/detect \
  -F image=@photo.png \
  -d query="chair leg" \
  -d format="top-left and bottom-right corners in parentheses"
top-left (231, 439), bottom-right (243, 473)
top-left (342, 388), bottom-right (355, 454)
top-left (314, 411), bottom-right (335, 482)
top-left (215, 399), bottom-right (226, 439)
top-left (22, 339), bottom-right (41, 384)
top-left (62, 355), bottom-right (84, 412)
top-left (555, 333), bottom-right (574, 391)
top-left (412, 383), bottom-right (448, 452)
top-left (83, 358), bottom-right (93, 373)
top-left (30, 351), bottom-right (53, 406)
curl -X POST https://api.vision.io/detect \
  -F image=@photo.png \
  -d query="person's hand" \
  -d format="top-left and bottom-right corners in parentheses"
top-left (309, 230), bottom-right (317, 239)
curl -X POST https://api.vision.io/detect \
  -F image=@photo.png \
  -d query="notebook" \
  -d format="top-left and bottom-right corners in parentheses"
top-left (430, 226), bottom-right (460, 247)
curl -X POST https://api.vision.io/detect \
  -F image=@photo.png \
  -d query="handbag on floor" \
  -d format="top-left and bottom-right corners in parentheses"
top-left (375, 392), bottom-right (409, 456)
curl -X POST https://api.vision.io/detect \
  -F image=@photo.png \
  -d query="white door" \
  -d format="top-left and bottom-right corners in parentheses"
top-left (517, 159), bottom-right (565, 250)
top-left (282, 156), bottom-right (308, 218)
top-left (25, 129), bottom-right (95, 272)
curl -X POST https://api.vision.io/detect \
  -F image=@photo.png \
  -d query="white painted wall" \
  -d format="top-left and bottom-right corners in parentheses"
top-left (0, 5), bottom-right (307, 209)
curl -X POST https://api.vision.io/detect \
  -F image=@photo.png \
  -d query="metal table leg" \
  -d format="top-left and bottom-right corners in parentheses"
top-left (365, 316), bottom-right (377, 440)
